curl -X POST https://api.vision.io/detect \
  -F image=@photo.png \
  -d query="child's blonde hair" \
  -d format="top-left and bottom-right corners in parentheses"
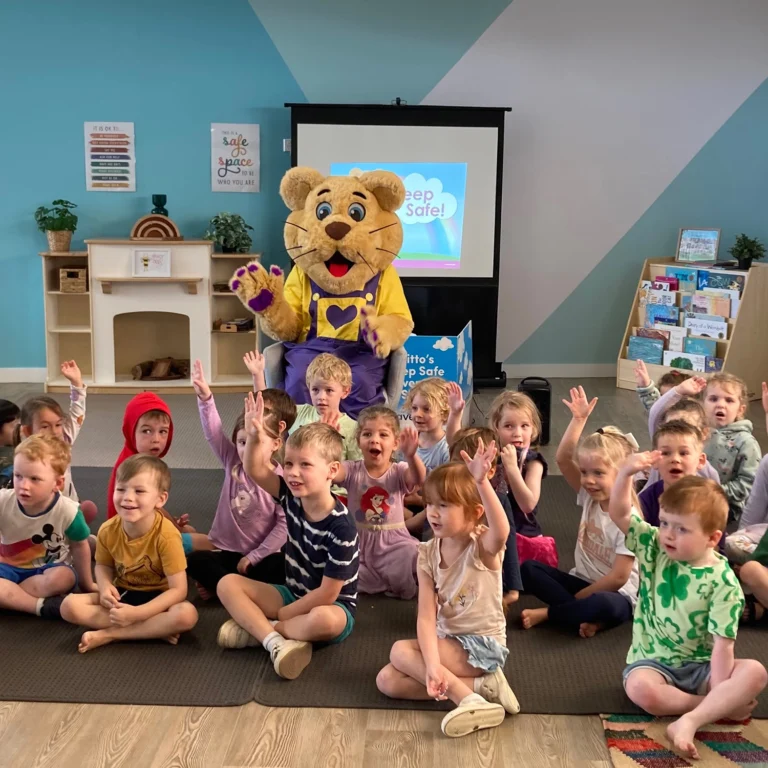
top-left (488, 391), bottom-right (542, 445)
top-left (14, 395), bottom-right (65, 446)
top-left (305, 354), bottom-right (352, 390)
top-left (423, 462), bottom-right (483, 524)
top-left (286, 422), bottom-right (343, 464)
top-left (578, 426), bottom-right (636, 471)
top-left (449, 427), bottom-right (498, 463)
top-left (660, 476), bottom-right (727, 534)
top-left (404, 378), bottom-right (450, 422)
top-left (706, 372), bottom-right (749, 408)
top-left (356, 406), bottom-right (400, 440)
top-left (116, 454), bottom-right (172, 493)
top-left (14, 435), bottom-right (70, 477)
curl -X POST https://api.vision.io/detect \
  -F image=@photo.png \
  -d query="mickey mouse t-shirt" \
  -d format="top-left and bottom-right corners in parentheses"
top-left (0, 489), bottom-right (90, 569)
top-left (625, 513), bottom-right (743, 667)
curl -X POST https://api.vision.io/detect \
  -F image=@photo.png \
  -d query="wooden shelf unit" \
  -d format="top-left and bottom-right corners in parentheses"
top-left (40, 245), bottom-right (259, 393)
top-left (616, 257), bottom-right (768, 401)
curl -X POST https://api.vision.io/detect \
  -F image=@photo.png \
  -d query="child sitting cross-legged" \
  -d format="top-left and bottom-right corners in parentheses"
top-left (61, 455), bottom-right (198, 652)
top-left (216, 392), bottom-right (359, 681)
top-left (376, 441), bottom-right (519, 738)
top-left (520, 387), bottom-right (639, 638)
top-left (0, 435), bottom-right (95, 618)
top-left (610, 469), bottom-right (767, 760)
top-left (334, 405), bottom-right (425, 600)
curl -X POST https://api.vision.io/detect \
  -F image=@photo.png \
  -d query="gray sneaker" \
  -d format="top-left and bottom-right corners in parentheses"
top-left (476, 667), bottom-right (520, 714)
top-left (270, 639), bottom-right (312, 680)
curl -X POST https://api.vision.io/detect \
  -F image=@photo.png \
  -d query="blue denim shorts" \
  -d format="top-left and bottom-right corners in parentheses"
top-left (446, 633), bottom-right (509, 672)
top-left (272, 584), bottom-right (355, 644)
top-left (623, 659), bottom-right (711, 695)
top-left (0, 561), bottom-right (77, 589)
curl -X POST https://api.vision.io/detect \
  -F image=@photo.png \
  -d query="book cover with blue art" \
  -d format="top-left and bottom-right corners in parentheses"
top-left (665, 266), bottom-right (698, 292)
top-left (645, 305), bottom-right (679, 328)
top-left (684, 337), bottom-right (717, 357)
top-left (628, 336), bottom-right (663, 365)
top-left (696, 270), bottom-right (746, 294)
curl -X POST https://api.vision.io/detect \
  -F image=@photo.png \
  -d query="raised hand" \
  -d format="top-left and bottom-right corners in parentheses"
top-left (460, 438), bottom-right (497, 483)
top-left (319, 409), bottom-right (342, 433)
top-left (633, 359), bottom-right (651, 388)
top-left (677, 376), bottom-right (707, 397)
top-left (244, 391), bottom-right (266, 440)
top-left (229, 261), bottom-right (285, 315)
top-left (446, 381), bottom-right (465, 414)
top-left (191, 359), bottom-right (211, 401)
top-left (622, 450), bottom-right (661, 475)
top-left (399, 426), bottom-right (419, 458)
top-left (243, 350), bottom-right (265, 378)
top-left (60, 359), bottom-right (84, 388)
top-left (563, 386), bottom-right (598, 421)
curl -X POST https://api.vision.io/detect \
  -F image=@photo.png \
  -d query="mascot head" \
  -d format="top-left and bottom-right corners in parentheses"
top-left (280, 167), bottom-right (406, 296)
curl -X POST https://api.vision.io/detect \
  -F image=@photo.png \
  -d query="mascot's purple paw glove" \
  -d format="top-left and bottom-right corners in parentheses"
top-left (248, 289), bottom-right (274, 312)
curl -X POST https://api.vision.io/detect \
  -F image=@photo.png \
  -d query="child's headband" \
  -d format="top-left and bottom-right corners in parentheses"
top-left (595, 427), bottom-right (639, 451)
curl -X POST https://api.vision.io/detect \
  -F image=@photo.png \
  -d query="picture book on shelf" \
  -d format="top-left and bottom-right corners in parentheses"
top-left (636, 327), bottom-right (669, 347)
top-left (663, 351), bottom-right (706, 372)
top-left (665, 267), bottom-right (698, 292)
top-left (691, 292), bottom-right (730, 318)
top-left (705, 357), bottom-right (723, 372)
top-left (700, 287), bottom-right (739, 318)
top-left (653, 276), bottom-right (679, 291)
top-left (684, 337), bottom-right (717, 357)
top-left (648, 289), bottom-right (676, 306)
top-left (628, 336), bottom-right (664, 365)
top-left (653, 323), bottom-right (686, 352)
top-left (646, 305), bottom-right (679, 327)
top-left (697, 270), bottom-right (746, 294)
top-left (683, 313), bottom-right (728, 340)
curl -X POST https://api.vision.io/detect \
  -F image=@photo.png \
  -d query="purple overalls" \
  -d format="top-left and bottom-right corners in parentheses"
top-left (283, 273), bottom-right (387, 419)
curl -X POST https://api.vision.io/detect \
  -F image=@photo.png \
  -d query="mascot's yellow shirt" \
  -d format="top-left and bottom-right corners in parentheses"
top-left (283, 265), bottom-right (412, 343)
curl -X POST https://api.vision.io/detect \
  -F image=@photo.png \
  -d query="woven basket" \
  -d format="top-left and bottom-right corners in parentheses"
top-left (46, 230), bottom-right (73, 252)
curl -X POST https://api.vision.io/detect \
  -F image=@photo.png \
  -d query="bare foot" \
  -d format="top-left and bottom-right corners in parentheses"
top-left (521, 607), bottom-right (548, 629)
top-left (724, 698), bottom-right (757, 722)
top-left (165, 634), bottom-right (180, 646)
top-left (195, 582), bottom-right (212, 601)
top-left (503, 591), bottom-right (519, 608)
top-left (579, 622), bottom-right (603, 638)
top-left (667, 715), bottom-right (699, 760)
top-left (78, 630), bottom-right (114, 654)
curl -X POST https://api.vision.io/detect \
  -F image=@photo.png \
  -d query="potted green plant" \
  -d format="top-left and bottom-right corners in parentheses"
top-left (204, 212), bottom-right (254, 253)
top-left (729, 233), bottom-right (766, 270)
top-left (34, 199), bottom-right (78, 252)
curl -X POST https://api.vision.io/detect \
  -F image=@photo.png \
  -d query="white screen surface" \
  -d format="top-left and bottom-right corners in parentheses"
top-left (296, 123), bottom-right (498, 279)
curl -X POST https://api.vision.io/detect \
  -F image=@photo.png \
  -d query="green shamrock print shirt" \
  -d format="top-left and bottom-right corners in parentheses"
top-left (625, 514), bottom-right (743, 667)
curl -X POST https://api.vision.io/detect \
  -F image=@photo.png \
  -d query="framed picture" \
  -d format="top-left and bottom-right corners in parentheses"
top-left (132, 248), bottom-right (171, 277)
top-left (675, 228), bottom-right (721, 264)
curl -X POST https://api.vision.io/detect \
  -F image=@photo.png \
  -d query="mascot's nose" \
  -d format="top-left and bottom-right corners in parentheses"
top-left (325, 221), bottom-right (351, 241)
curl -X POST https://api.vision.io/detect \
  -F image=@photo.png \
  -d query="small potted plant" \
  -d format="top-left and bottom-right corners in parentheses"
top-left (729, 233), bottom-right (766, 270)
top-left (204, 212), bottom-right (254, 253)
top-left (34, 199), bottom-right (78, 252)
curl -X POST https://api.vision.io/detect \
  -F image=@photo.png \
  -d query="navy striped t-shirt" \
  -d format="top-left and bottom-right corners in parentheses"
top-left (276, 478), bottom-right (360, 616)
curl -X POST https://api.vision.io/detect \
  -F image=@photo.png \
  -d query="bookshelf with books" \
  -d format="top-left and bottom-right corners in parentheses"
top-left (617, 257), bottom-right (768, 401)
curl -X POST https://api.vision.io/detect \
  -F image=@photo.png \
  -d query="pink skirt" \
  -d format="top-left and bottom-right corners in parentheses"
top-left (358, 527), bottom-right (418, 600)
top-left (517, 533), bottom-right (558, 568)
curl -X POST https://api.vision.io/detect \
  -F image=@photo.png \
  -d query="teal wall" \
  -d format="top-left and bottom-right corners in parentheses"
top-left (1, 0), bottom-right (304, 368)
top-left (509, 76), bottom-right (768, 365)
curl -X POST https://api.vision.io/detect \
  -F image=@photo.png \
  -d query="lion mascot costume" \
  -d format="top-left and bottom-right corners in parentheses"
top-left (229, 167), bottom-right (413, 417)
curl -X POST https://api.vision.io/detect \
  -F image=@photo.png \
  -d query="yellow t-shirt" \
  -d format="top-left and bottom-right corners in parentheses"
top-left (283, 265), bottom-right (412, 343)
top-left (95, 511), bottom-right (187, 591)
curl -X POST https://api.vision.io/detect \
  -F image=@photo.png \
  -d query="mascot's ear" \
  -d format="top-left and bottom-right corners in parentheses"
top-left (280, 167), bottom-right (326, 211)
top-left (358, 171), bottom-right (406, 212)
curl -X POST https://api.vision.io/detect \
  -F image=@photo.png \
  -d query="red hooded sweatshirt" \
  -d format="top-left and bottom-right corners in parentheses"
top-left (107, 392), bottom-right (174, 518)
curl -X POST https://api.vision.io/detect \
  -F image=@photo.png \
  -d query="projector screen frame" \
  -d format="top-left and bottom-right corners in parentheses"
top-left (285, 102), bottom-right (510, 387)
